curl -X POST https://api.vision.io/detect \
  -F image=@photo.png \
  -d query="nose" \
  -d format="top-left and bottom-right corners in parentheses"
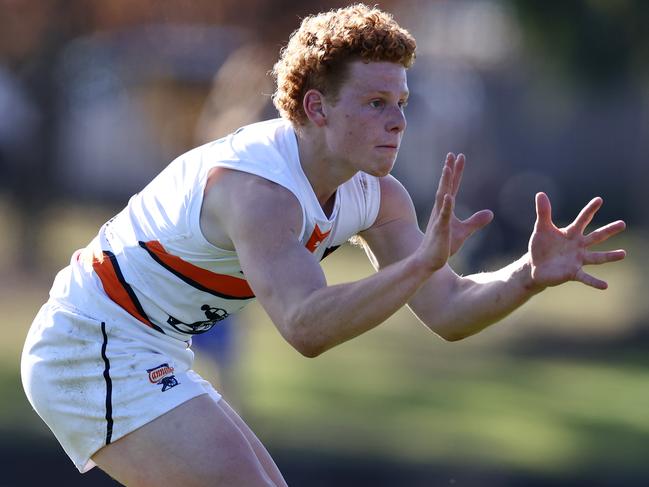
top-left (387, 105), bottom-right (406, 134)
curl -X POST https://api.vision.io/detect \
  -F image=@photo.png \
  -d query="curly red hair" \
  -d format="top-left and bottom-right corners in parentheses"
top-left (272, 3), bottom-right (416, 126)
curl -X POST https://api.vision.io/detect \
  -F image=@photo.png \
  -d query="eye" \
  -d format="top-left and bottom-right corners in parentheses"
top-left (369, 99), bottom-right (385, 109)
top-left (398, 100), bottom-right (409, 109)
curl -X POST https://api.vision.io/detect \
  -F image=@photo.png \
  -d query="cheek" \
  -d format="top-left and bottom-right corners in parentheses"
top-left (332, 113), bottom-right (372, 153)
top-left (343, 130), bottom-right (368, 156)
top-left (335, 121), bottom-right (359, 145)
top-left (343, 115), bottom-right (357, 137)
top-left (342, 120), bottom-right (368, 143)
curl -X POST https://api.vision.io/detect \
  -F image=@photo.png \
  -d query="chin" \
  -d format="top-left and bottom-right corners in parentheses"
top-left (364, 166), bottom-right (393, 178)
top-left (375, 165), bottom-right (394, 177)
top-left (372, 158), bottom-right (396, 177)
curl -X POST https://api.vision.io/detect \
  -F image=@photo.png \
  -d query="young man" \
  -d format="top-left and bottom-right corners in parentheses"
top-left (21, 4), bottom-right (626, 486)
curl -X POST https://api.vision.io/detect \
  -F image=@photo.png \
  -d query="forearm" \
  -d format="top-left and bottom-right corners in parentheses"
top-left (278, 253), bottom-right (434, 356)
top-left (409, 253), bottom-right (544, 341)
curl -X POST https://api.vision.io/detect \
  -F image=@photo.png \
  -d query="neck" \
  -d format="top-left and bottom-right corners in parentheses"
top-left (294, 125), bottom-right (356, 209)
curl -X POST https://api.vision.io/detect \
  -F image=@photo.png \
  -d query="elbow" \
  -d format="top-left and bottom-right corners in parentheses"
top-left (282, 322), bottom-right (326, 358)
top-left (431, 324), bottom-right (468, 343)
top-left (291, 337), bottom-right (326, 358)
top-left (440, 331), bottom-right (466, 342)
top-left (278, 301), bottom-right (334, 357)
top-left (424, 310), bottom-right (470, 343)
top-left (296, 343), bottom-right (325, 358)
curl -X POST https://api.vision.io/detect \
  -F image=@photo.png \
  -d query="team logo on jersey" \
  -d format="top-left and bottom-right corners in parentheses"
top-left (147, 363), bottom-right (179, 392)
top-left (305, 224), bottom-right (331, 253)
top-left (166, 304), bottom-right (229, 335)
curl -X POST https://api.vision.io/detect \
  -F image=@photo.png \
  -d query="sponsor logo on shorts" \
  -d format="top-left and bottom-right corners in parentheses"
top-left (147, 363), bottom-right (179, 392)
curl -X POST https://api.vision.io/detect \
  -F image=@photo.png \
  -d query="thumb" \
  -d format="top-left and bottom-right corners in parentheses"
top-left (462, 209), bottom-right (494, 235)
top-left (535, 192), bottom-right (553, 230)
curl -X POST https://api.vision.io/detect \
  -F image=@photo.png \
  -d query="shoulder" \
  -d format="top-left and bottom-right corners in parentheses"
top-left (371, 175), bottom-right (417, 228)
top-left (228, 118), bottom-right (294, 157)
top-left (201, 167), bottom-right (304, 248)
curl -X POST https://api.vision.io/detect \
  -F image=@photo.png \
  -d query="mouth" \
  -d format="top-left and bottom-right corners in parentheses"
top-left (376, 145), bottom-right (399, 150)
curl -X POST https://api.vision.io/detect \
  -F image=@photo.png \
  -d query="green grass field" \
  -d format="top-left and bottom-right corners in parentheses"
top-left (2, 199), bottom-right (648, 484)
top-left (231, 240), bottom-right (649, 478)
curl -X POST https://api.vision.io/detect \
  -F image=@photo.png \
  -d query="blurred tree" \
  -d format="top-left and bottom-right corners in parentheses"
top-left (507, 0), bottom-right (649, 229)
top-left (0, 0), bottom-right (87, 271)
top-left (510, 0), bottom-right (649, 87)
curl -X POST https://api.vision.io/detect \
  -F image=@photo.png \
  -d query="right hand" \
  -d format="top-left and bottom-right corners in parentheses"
top-left (418, 153), bottom-right (493, 271)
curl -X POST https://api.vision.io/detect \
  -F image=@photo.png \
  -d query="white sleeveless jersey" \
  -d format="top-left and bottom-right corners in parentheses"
top-left (55, 118), bottom-right (381, 341)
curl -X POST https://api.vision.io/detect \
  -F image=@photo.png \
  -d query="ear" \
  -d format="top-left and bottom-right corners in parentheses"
top-left (303, 89), bottom-right (327, 127)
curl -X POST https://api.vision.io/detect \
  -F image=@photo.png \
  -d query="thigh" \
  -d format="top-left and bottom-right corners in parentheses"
top-left (219, 401), bottom-right (288, 487)
top-left (92, 394), bottom-right (277, 487)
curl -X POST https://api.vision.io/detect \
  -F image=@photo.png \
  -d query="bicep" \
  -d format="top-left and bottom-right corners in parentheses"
top-left (204, 170), bottom-right (327, 332)
top-left (235, 226), bottom-right (327, 331)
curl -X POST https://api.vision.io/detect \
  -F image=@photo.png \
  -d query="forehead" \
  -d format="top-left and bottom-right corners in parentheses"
top-left (341, 60), bottom-right (408, 96)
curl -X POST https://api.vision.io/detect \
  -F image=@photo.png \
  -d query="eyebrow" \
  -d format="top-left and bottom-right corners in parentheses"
top-left (370, 90), bottom-right (410, 98)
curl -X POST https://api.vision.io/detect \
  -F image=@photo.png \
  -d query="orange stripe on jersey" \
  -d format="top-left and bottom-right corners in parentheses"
top-left (305, 224), bottom-right (331, 253)
top-left (139, 240), bottom-right (255, 300)
top-left (92, 250), bottom-right (163, 332)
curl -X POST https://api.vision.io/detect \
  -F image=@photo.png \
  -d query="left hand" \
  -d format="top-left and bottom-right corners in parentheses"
top-left (528, 192), bottom-right (626, 290)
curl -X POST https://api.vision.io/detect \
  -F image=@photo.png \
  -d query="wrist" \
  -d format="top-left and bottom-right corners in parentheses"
top-left (520, 253), bottom-right (546, 294)
top-left (407, 250), bottom-right (441, 283)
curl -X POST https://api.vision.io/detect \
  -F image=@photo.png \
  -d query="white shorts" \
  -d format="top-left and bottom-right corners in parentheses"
top-left (21, 299), bottom-right (221, 473)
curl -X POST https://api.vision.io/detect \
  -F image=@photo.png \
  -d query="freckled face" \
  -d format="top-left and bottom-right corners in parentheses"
top-left (321, 61), bottom-right (409, 177)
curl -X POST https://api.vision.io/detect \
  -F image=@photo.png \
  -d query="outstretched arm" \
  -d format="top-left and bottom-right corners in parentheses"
top-left (361, 154), bottom-right (626, 341)
top-left (201, 166), bottom-right (456, 357)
